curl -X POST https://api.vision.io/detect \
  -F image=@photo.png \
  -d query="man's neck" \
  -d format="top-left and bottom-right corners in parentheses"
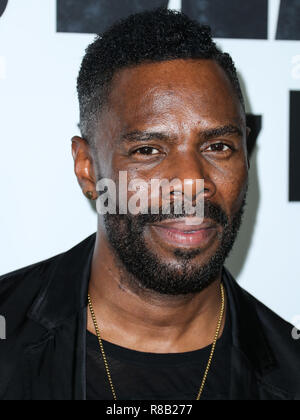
top-left (87, 231), bottom-right (226, 354)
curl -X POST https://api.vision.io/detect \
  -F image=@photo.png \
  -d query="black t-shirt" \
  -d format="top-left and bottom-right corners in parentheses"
top-left (86, 305), bottom-right (232, 401)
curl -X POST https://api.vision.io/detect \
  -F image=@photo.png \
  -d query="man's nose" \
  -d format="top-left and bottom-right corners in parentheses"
top-left (168, 151), bottom-right (216, 202)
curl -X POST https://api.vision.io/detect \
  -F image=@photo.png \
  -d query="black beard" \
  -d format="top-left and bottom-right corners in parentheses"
top-left (103, 197), bottom-right (247, 296)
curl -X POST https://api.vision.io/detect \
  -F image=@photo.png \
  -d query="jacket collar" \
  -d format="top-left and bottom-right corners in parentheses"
top-left (28, 234), bottom-right (277, 378)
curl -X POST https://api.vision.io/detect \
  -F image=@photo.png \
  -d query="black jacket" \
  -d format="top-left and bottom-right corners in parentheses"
top-left (0, 234), bottom-right (299, 400)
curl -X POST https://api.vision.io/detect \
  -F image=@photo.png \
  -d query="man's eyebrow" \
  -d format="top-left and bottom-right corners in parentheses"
top-left (202, 125), bottom-right (243, 140)
top-left (119, 125), bottom-right (243, 144)
top-left (120, 131), bottom-right (171, 143)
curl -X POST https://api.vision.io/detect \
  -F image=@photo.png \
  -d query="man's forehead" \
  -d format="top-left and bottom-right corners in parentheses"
top-left (100, 59), bottom-right (244, 133)
top-left (108, 59), bottom-right (239, 108)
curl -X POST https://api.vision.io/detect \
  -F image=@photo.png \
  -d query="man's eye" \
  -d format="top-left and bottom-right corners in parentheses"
top-left (133, 147), bottom-right (160, 156)
top-left (206, 143), bottom-right (231, 152)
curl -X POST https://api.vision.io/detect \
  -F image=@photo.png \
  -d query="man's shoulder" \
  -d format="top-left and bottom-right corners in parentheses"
top-left (242, 287), bottom-right (298, 344)
top-left (0, 255), bottom-right (61, 313)
top-left (227, 276), bottom-right (300, 398)
top-left (0, 256), bottom-right (56, 284)
top-left (0, 234), bottom-right (96, 314)
top-left (238, 285), bottom-right (300, 375)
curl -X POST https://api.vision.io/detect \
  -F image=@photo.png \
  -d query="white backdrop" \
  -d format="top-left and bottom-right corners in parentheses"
top-left (0, 0), bottom-right (299, 324)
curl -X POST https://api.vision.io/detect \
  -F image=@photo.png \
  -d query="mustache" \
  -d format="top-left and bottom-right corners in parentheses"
top-left (109, 201), bottom-right (229, 228)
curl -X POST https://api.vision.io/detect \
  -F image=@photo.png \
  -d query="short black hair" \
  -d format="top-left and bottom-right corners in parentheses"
top-left (77, 7), bottom-right (244, 143)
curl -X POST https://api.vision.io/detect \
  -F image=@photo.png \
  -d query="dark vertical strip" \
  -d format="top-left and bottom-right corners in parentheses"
top-left (0, 0), bottom-right (8, 18)
top-left (182, 0), bottom-right (268, 39)
top-left (57, 0), bottom-right (168, 34)
top-left (276, 0), bottom-right (300, 41)
top-left (246, 115), bottom-right (262, 157)
top-left (289, 91), bottom-right (300, 202)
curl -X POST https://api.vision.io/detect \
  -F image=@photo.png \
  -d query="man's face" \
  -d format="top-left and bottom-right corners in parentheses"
top-left (90, 59), bottom-right (249, 295)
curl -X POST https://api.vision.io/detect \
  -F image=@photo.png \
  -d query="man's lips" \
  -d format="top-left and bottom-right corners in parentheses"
top-left (150, 218), bottom-right (218, 248)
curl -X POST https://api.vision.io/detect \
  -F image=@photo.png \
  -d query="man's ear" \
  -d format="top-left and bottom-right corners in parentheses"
top-left (71, 136), bottom-right (97, 200)
top-left (246, 127), bottom-right (251, 170)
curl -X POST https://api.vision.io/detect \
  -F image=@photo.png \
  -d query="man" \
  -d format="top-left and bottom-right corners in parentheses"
top-left (0, 8), bottom-right (299, 401)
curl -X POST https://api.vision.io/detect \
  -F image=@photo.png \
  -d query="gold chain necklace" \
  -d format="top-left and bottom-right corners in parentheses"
top-left (88, 283), bottom-right (225, 401)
